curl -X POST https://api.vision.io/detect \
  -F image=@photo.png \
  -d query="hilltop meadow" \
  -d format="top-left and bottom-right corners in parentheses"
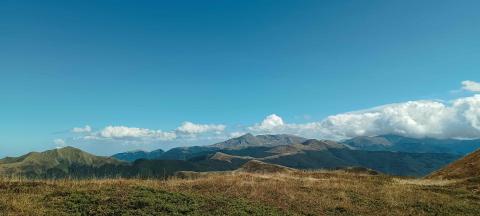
top-left (0, 170), bottom-right (479, 216)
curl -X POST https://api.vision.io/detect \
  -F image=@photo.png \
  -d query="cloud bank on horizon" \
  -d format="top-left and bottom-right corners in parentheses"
top-left (59, 81), bottom-right (480, 147)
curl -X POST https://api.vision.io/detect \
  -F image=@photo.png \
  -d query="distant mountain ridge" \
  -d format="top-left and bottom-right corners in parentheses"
top-left (112, 134), bottom-right (460, 177)
top-left (112, 134), bottom-right (308, 161)
top-left (343, 134), bottom-right (480, 155)
top-left (211, 133), bottom-right (307, 149)
top-left (113, 133), bottom-right (477, 163)
top-left (112, 149), bottom-right (165, 162)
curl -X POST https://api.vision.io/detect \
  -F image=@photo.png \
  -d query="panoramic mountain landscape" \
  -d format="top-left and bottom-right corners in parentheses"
top-left (109, 134), bottom-right (461, 177)
top-left (1, 145), bottom-right (480, 215)
top-left (1, 129), bottom-right (479, 215)
top-left (3, 0), bottom-right (480, 215)
top-left (0, 134), bottom-right (464, 178)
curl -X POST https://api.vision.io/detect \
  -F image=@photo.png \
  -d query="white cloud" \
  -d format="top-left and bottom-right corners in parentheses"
top-left (99, 126), bottom-right (177, 141)
top-left (72, 121), bottom-right (226, 144)
top-left (462, 80), bottom-right (480, 92)
top-left (318, 100), bottom-right (455, 139)
top-left (72, 125), bottom-right (92, 133)
top-left (248, 95), bottom-right (480, 140)
top-left (229, 131), bottom-right (246, 138)
top-left (248, 114), bottom-right (284, 132)
top-left (176, 122), bottom-right (226, 134)
top-left (53, 138), bottom-right (66, 147)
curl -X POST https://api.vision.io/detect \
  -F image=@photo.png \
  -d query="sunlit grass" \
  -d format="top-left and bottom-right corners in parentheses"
top-left (0, 171), bottom-right (478, 215)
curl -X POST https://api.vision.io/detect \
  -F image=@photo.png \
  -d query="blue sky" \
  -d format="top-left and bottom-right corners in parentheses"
top-left (1, 0), bottom-right (480, 156)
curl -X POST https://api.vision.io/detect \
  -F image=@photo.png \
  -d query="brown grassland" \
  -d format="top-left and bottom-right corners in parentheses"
top-left (0, 171), bottom-right (479, 216)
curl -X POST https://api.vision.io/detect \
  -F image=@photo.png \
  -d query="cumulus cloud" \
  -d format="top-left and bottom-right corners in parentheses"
top-left (462, 80), bottom-right (480, 92)
top-left (176, 122), bottom-right (225, 134)
top-left (248, 114), bottom-right (285, 132)
top-left (99, 126), bottom-right (177, 140)
top-left (248, 95), bottom-right (480, 140)
top-left (71, 121), bottom-right (226, 144)
top-left (53, 138), bottom-right (66, 147)
top-left (72, 125), bottom-right (92, 133)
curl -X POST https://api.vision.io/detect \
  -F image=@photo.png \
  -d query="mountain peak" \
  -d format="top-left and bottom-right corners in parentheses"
top-left (55, 146), bottom-right (83, 152)
top-left (0, 147), bottom-right (123, 177)
top-left (240, 133), bottom-right (255, 138)
top-left (211, 134), bottom-right (307, 149)
top-left (343, 136), bottom-right (393, 149)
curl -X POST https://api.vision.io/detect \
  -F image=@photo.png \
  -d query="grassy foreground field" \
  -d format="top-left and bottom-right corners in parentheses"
top-left (0, 171), bottom-right (479, 216)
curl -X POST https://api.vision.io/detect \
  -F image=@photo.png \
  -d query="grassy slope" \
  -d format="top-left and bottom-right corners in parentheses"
top-left (0, 147), bottom-right (124, 177)
top-left (0, 171), bottom-right (479, 215)
top-left (428, 149), bottom-right (480, 179)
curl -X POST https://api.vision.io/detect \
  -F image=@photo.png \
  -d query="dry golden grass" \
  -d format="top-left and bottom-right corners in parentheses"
top-left (428, 149), bottom-right (480, 180)
top-left (0, 171), bottom-right (478, 215)
top-left (393, 178), bottom-right (457, 186)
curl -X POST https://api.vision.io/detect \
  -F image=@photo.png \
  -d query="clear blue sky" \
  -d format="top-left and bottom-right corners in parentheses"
top-left (1, 0), bottom-right (480, 156)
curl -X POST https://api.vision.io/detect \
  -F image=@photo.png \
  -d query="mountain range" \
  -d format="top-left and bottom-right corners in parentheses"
top-left (211, 133), bottom-right (307, 149)
top-left (114, 134), bottom-right (480, 163)
top-left (112, 134), bottom-right (308, 161)
top-left (1, 134), bottom-right (476, 178)
top-left (344, 134), bottom-right (480, 155)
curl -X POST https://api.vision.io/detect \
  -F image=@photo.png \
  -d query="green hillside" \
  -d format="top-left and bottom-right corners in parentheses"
top-left (0, 147), bottom-right (125, 178)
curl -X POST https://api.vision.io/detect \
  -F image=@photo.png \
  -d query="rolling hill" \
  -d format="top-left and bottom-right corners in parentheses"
top-left (234, 160), bottom-right (296, 174)
top-left (0, 146), bottom-right (125, 178)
